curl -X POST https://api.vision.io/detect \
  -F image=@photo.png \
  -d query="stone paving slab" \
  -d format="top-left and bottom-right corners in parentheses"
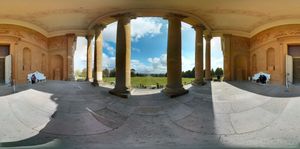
top-left (1, 81), bottom-right (300, 148)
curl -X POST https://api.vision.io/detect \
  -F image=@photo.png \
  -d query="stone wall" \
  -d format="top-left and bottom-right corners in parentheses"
top-left (249, 25), bottom-right (300, 84)
top-left (0, 24), bottom-right (75, 83)
top-left (222, 34), bottom-right (250, 81)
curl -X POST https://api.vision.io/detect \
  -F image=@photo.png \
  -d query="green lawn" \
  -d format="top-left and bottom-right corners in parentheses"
top-left (103, 76), bottom-right (194, 88)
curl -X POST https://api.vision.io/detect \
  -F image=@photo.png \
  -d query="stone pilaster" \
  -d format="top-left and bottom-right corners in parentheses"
top-left (109, 13), bottom-right (135, 98)
top-left (93, 24), bottom-right (106, 86)
top-left (205, 32), bottom-right (212, 81)
top-left (66, 33), bottom-right (76, 81)
top-left (192, 25), bottom-right (205, 86)
top-left (86, 33), bottom-right (94, 82)
top-left (162, 14), bottom-right (188, 97)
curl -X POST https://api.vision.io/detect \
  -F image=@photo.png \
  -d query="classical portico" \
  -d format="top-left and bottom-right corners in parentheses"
top-left (83, 13), bottom-right (211, 98)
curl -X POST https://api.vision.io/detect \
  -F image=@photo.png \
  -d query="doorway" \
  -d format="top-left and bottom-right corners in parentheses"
top-left (0, 45), bottom-right (9, 84)
top-left (293, 58), bottom-right (300, 84)
top-left (287, 45), bottom-right (300, 84)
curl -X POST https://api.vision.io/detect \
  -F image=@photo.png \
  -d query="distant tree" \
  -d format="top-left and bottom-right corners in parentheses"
top-left (103, 68), bottom-right (109, 77)
top-left (211, 68), bottom-right (215, 77)
top-left (215, 67), bottom-right (224, 76)
top-left (109, 68), bottom-right (116, 77)
top-left (131, 69), bottom-right (136, 77)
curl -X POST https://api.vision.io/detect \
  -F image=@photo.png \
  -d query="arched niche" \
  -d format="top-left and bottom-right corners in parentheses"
top-left (252, 54), bottom-right (257, 74)
top-left (234, 55), bottom-right (248, 80)
top-left (50, 55), bottom-right (63, 80)
top-left (266, 48), bottom-right (275, 72)
top-left (23, 47), bottom-right (31, 72)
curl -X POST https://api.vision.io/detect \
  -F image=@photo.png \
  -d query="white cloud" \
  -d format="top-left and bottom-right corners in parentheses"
top-left (147, 54), bottom-right (167, 74)
top-left (182, 56), bottom-right (195, 71)
top-left (103, 41), bottom-right (115, 55)
top-left (103, 17), bottom-right (163, 43)
top-left (102, 53), bottom-right (115, 69)
top-left (131, 17), bottom-right (163, 41)
top-left (132, 47), bottom-right (141, 52)
top-left (146, 53), bottom-right (195, 74)
top-left (181, 22), bottom-right (192, 31)
top-left (131, 59), bottom-right (152, 73)
top-left (211, 57), bottom-right (224, 69)
top-left (103, 22), bottom-right (117, 43)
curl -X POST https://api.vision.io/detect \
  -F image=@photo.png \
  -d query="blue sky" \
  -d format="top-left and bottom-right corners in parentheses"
top-left (74, 17), bottom-right (223, 74)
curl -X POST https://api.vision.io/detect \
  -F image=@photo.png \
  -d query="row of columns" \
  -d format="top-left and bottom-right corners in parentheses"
top-left (84, 13), bottom-right (212, 98)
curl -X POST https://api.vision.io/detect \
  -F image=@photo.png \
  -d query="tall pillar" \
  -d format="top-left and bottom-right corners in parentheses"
top-left (93, 25), bottom-right (106, 86)
top-left (86, 34), bottom-right (94, 82)
top-left (205, 32), bottom-right (212, 80)
top-left (109, 13), bottom-right (134, 98)
top-left (222, 34), bottom-right (232, 81)
top-left (66, 33), bottom-right (77, 81)
top-left (193, 25), bottom-right (205, 85)
top-left (163, 14), bottom-right (188, 97)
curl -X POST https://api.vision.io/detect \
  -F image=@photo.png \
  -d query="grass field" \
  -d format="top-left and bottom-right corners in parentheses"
top-left (103, 76), bottom-right (194, 88)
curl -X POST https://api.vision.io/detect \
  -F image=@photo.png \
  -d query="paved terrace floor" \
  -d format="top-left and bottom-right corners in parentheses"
top-left (0, 81), bottom-right (300, 149)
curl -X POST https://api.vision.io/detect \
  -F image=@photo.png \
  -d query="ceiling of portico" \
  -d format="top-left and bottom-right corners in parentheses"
top-left (2, 0), bottom-right (300, 37)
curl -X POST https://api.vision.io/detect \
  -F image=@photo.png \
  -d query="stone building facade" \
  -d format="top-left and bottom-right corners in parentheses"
top-left (222, 24), bottom-right (300, 85)
top-left (0, 24), bottom-right (76, 84)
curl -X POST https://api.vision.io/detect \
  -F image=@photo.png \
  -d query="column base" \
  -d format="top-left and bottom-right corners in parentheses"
top-left (192, 79), bottom-right (206, 86)
top-left (205, 78), bottom-right (212, 81)
top-left (162, 86), bottom-right (188, 98)
top-left (109, 88), bottom-right (131, 98)
top-left (92, 80), bottom-right (103, 86)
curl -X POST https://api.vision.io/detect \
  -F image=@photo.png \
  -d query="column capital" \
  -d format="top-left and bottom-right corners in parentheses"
top-left (204, 31), bottom-right (212, 41)
top-left (94, 24), bottom-right (106, 31)
top-left (112, 13), bottom-right (136, 22)
top-left (192, 24), bottom-right (205, 31)
top-left (85, 32), bottom-right (94, 41)
top-left (164, 13), bottom-right (186, 20)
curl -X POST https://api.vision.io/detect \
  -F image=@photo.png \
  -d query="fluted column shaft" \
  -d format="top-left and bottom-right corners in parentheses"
top-left (193, 25), bottom-right (205, 85)
top-left (163, 14), bottom-right (188, 97)
top-left (86, 34), bottom-right (93, 82)
top-left (205, 33), bottom-right (212, 80)
top-left (93, 25), bottom-right (105, 85)
top-left (109, 13), bottom-right (134, 98)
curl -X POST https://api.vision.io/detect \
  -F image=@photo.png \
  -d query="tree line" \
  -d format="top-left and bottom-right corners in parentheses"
top-left (75, 67), bottom-right (223, 79)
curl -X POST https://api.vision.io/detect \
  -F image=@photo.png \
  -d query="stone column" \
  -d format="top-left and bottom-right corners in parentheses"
top-left (222, 34), bottom-right (232, 81)
top-left (93, 25), bottom-right (106, 86)
top-left (193, 25), bottom-right (205, 85)
top-left (163, 14), bottom-right (188, 97)
top-left (109, 13), bottom-right (135, 98)
top-left (86, 34), bottom-right (94, 82)
top-left (66, 34), bottom-right (77, 81)
top-left (205, 32), bottom-right (212, 80)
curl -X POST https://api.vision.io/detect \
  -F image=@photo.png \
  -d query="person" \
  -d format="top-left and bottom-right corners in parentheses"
top-left (31, 74), bottom-right (37, 84)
